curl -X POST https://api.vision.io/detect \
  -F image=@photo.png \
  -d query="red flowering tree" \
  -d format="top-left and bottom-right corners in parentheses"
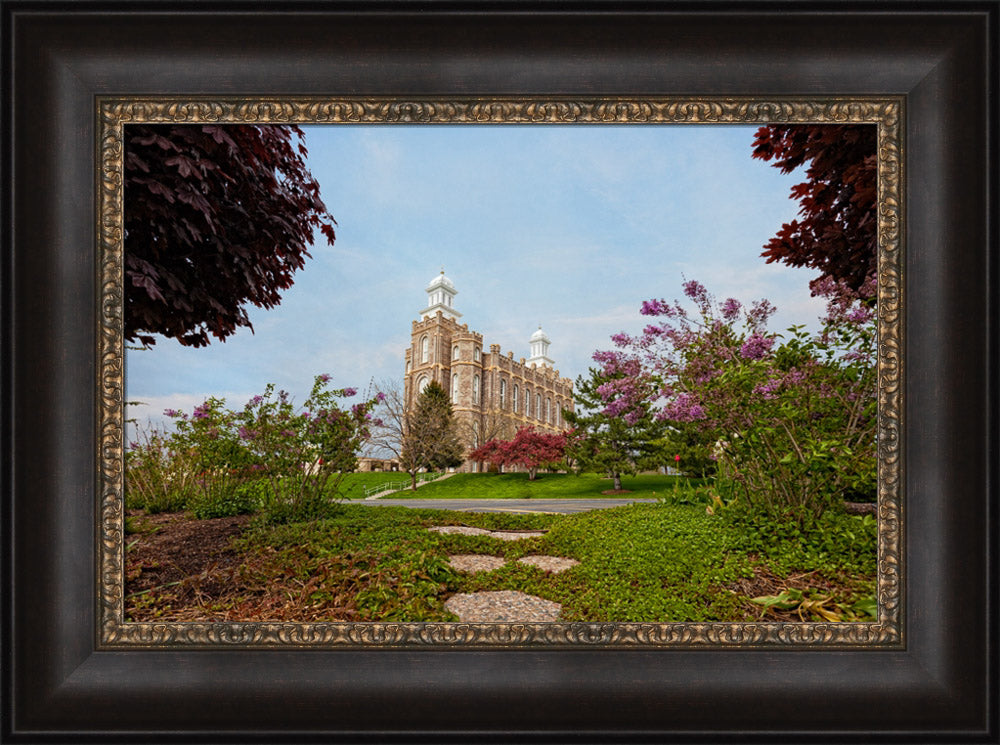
top-left (470, 428), bottom-right (567, 481)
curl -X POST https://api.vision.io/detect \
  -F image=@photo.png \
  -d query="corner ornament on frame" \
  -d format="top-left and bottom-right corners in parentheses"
top-left (98, 96), bottom-right (902, 648)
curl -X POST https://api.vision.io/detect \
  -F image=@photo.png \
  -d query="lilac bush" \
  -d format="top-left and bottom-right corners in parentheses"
top-left (124, 424), bottom-right (199, 513)
top-left (596, 278), bottom-right (876, 523)
top-left (126, 376), bottom-right (379, 522)
top-left (233, 375), bottom-right (380, 522)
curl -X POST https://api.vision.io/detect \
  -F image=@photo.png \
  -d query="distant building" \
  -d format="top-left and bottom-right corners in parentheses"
top-left (404, 271), bottom-right (574, 471)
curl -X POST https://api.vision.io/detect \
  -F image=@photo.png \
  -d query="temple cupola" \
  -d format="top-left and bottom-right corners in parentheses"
top-left (421, 269), bottom-right (462, 322)
top-left (527, 325), bottom-right (555, 368)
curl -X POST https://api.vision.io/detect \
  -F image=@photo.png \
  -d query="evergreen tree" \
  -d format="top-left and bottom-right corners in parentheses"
top-left (563, 367), bottom-right (665, 491)
top-left (400, 381), bottom-right (464, 486)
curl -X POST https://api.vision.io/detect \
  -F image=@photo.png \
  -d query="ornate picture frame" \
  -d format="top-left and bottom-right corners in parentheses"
top-left (100, 96), bottom-right (902, 648)
top-left (4, 3), bottom-right (995, 741)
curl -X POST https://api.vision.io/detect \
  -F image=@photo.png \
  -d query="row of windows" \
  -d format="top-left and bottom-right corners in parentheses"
top-left (418, 334), bottom-right (485, 365)
top-left (415, 372), bottom-right (564, 426)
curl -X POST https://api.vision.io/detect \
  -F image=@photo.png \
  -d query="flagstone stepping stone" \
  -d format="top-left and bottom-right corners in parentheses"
top-left (429, 525), bottom-right (491, 536)
top-left (448, 554), bottom-right (507, 573)
top-left (517, 555), bottom-right (580, 574)
top-left (444, 590), bottom-right (563, 623)
top-left (429, 526), bottom-right (547, 541)
top-left (489, 530), bottom-right (547, 542)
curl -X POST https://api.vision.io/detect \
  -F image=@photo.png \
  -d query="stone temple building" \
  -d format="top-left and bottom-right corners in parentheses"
top-left (404, 271), bottom-right (574, 471)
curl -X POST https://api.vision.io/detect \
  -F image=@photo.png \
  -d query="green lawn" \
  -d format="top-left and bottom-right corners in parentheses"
top-left (233, 501), bottom-right (876, 623)
top-left (383, 472), bottom-right (697, 499)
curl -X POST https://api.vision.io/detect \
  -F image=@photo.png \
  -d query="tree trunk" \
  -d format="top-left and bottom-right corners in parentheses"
top-left (528, 467), bottom-right (537, 481)
top-left (613, 472), bottom-right (622, 491)
top-left (410, 471), bottom-right (418, 490)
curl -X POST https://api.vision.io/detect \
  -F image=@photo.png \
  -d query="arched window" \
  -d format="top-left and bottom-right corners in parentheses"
top-left (420, 335), bottom-right (429, 363)
top-left (418, 375), bottom-right (429, 395)
top-left (513, 384), bottom-right (519, 412)
top-left (473, 375), bottom-right (480, 404)
top-left (545, 397), bottom-right (551, 424)
top-left (474, 347), bottom-right (481, 362)
top-left (536, 393), bottom-right (542, 420)
top-left (451, 373), bottom-right (459, 402)
top-left (499, 379), bottom-right (507, 408)
top-left (524, 389), bottom-right (530, 416)
top-left (452, 345), bottom-right (459, 360)
top-left (473, 421), bottom-right (480, 448)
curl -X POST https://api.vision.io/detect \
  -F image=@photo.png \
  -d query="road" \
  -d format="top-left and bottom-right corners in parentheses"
top-left (358, 497), bottom-right (658, 515)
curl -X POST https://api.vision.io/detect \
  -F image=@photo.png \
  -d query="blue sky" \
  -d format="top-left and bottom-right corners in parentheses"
top-left (126, 124), bottom-right (824, 432)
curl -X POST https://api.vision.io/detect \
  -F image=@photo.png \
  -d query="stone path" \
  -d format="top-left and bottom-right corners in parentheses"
top-left (444, 590), bottom-right (563, 623)
top-left (446, 553), bottom-right (579, 574)
top-left (432, 525), bottom-right (579, 622)
top-left (428, 525), bottom-right (547, 541)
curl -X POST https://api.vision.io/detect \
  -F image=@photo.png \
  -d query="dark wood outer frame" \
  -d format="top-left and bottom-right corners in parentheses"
top-left (2, 2), bottom-right (996, 742)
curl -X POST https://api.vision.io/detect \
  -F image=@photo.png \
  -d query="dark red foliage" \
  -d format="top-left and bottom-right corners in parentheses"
top-left (471, 428), bottom-right (567, 479)
top-left (752, 125), bottom-right (877, 293)
top-left (125, 124), bottom-right (336, 347)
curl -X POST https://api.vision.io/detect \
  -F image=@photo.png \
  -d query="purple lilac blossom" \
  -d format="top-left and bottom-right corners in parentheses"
top-left (682, 280), bottom-right (707, 304)
top-left (662, 393), bottom-right (706, 422)
top-left (739, 333), bottom-right (775, 360)
top-left (640, 299), bottom-right (672, 316)
top-left (754, 379), bottom-right (781, 400)
top-left (721, 297), bottom-right (742, 321)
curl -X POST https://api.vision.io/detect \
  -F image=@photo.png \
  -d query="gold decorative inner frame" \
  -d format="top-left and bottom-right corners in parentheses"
top-left (98, 97), bottom-right (903, 648)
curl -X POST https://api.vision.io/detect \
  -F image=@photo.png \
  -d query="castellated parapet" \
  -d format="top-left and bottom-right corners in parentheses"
top-left (404, 272), bottom-right (574, 472)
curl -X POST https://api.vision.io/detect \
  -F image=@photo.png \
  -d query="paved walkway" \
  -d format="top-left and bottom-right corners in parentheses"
top-left (359, 497), bottom-right (658, 514)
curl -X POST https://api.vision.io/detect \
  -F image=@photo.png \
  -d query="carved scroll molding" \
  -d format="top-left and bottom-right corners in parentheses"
top-left (98, 97), bottom-right (902, 648)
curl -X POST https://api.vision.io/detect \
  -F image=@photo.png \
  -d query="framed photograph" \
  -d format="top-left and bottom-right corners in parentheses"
top-left (3, 2), bottom-right (996, 742)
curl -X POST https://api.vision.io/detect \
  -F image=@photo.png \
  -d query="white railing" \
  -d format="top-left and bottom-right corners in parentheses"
top-left (362, 472), bottom-right (441, 498)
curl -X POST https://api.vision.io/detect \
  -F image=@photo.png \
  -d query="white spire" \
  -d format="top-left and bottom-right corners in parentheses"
top-left (527, 325), bottom-right (554, 368)
top-left (420, 269), bottom-right (461, 321)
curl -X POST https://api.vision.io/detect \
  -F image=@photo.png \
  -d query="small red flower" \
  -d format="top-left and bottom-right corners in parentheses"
top-left (674, 454), bottom-right (681, 462)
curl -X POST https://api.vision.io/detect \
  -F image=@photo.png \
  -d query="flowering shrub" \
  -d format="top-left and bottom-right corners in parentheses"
top-left (596, 278), bottom-right (876, 524)
top-left (125, 425), bottom-right (199, 513)
top-left (232, 376), bottom-right (381, 523)
top-left (126, 375), bottom-right (379, 523)
top-left (161, 396), bottom-right (257, 517)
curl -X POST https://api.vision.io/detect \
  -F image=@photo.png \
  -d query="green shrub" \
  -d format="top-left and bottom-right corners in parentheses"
top-left (721, 506), bottom-right (877, 576)
top-left (187, 478), bottom-right (264, 519)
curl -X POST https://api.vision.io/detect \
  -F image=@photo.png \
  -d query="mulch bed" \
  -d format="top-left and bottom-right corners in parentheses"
top-left (125, 511), bottom-right (253, 620)
top-left (125, 511), bottom-right (378, 623)
top-left (723, 557), bottom-right (866, 622)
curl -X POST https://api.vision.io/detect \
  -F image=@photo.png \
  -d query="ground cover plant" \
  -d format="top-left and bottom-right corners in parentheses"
top-left (125, 491), bottom-right (876, 623)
